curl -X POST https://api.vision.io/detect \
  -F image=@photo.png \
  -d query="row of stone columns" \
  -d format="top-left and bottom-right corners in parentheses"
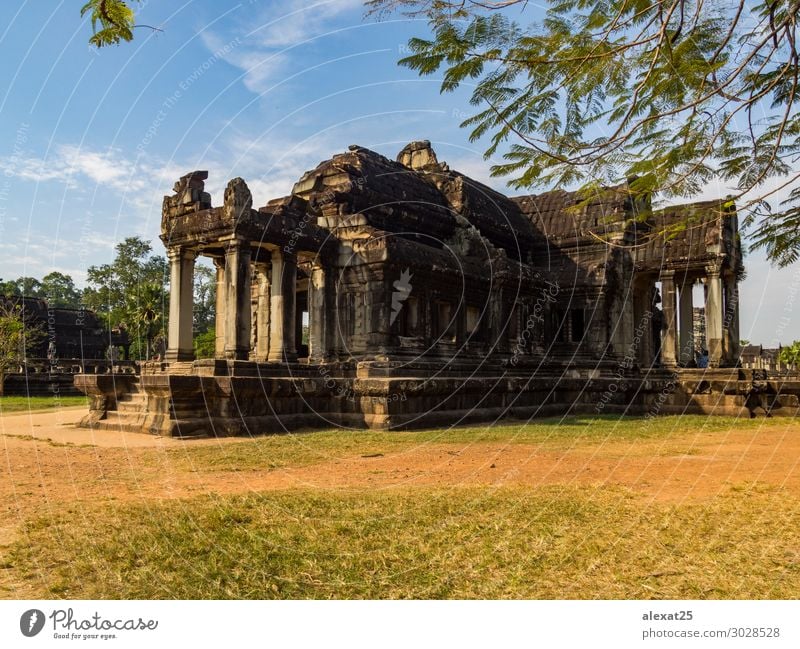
top-left (166, 242), bottom-right (333, 364)
top-left (659, 264), bottom-right (740, 368)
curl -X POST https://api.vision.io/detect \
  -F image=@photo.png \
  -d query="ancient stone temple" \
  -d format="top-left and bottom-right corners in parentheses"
top-left (76, 141), bottom-right (800, 436)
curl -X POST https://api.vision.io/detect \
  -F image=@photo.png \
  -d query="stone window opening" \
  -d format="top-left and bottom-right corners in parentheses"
top-left (465, 305), bottom-right (484, 343)
top-left (550, 308), bottom-right (567, 343)
top-left (435, 301), bottom-right (456, 343)
top-left (570, 308), bottom-right (586, 343)
top-left (396, 296), bottom-right (419, 337)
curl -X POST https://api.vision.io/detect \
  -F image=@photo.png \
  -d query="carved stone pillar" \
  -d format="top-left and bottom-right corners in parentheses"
top-left (166, 247), bottom-right (196, 362)
top-left (724, 275), bottom-right (741, 365)
top-left (660, 271), bottom-right (678, 366)
top-left (705, 264), bottom-right (724, 368)
top-left (455, 301), bottom-right (467, 348)
top-left (254, 264), bottom-right (271, 361)
top-left (223, 239), bottom-right (252, 360)
top-left (633, 279), bottom-right (654, 368)
top-left (268, 248), bottom-right (297, 363)
top-left (489, 287), bottom-right (509, 354)
top-left (679, 279), bottom-right (695, 366)
top-left (213, 258), bottom-right (226, 358)
top-left (308, 262), bottom-right (329, 363)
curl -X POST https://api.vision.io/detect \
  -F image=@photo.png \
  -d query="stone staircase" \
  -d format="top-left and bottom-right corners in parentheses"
top-left (93, 377), bottom-right (152, 433)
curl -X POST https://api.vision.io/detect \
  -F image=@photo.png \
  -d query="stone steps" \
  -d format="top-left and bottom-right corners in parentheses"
top-left (116, 400), bottom-right (147, 413)
top-left (101, 376), bottom-right (157, 432)
top-left (93, 411), bottom-right (151, 434)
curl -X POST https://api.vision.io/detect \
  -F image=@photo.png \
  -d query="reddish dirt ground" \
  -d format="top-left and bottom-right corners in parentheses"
top-left (1, 408), bottom-right (799, 521)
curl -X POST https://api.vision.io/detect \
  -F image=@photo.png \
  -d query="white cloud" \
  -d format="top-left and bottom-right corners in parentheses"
top-left (200, 31), bottom-right (289, 94)
top-left (248, 0), bottom-right (363, 49)
top-left (200, 0), bottom-right (363, 93)
top-left (0, 145), bottom-right (144, 194)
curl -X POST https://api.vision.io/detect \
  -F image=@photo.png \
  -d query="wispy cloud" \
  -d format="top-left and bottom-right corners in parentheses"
top-left (248, 0), bottom-right (363, 49)
top-left (201, 0), bottom-right (363, 93)
top-left (0, 132), bottom-right (344, 214)
top-left (0, 145), bottom-right (144, 193)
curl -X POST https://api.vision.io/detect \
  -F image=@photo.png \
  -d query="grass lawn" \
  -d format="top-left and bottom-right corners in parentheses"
top-left (3, 414), bottom-right (799, 599)
top-left (9, 485), bottom-right (800, 599)
top-left (0, 395), bottom-right (87, 413)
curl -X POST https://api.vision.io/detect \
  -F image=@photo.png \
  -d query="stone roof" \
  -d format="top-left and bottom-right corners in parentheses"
top-left (291, 142), bottom-right (540, 259)
top-left (637, 199), bottom-right (742, 274)
top-left (512, 184), bottom-right (636, 242)
top-left (291, 144), bottom-right (458, 244)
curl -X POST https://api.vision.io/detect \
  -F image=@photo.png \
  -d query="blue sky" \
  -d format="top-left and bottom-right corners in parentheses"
top-left (0, 0), bottom-right (797, 346)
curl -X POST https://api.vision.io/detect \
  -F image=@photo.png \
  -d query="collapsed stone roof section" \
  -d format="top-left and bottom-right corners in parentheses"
top-left (290, 141), bottom-right (540, 261)
top-left (513, 183), bottom-right (742, 275)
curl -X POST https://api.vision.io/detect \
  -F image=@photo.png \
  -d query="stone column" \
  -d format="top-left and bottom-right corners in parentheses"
top-left (268, 248), bottom-right (297, 363)
top-left (223, 239), bottom-right (252, 360)
top-left (455, 301), bottom-right (467, 348)
top-left (213, 258), bottom-right (226, 358)
top-left (705, 264), bottom-right (724, 367)
top-left (724, 275), bottom-right (741, 365)
top-left (633, 281), bottom-right (653, 367)
top-left (166, 247), bottom-right (196, 362)
top-left (659, 271), bottom-right (678, 366)
top-left (678, 279), bottom-right (695, 366)
top-left (249, 275), bottom-right (258, 358)
top-left (489, 288), bottom-right (509, 354)
top-left (308, 262), bottom-right (328, 363)
top-left (254, 264), bottom-right (271, 361)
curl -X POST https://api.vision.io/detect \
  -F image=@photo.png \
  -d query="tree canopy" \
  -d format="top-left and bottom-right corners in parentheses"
top-left (779, 340), bottom-right (800, 369)
top-left (0, 272), bottom-right (82, 308)
top-left (0, 301), bottom-right (45, 396)
top-left (82, 236), bottom-right (168, 359)
top-left (369, 0), bottom-right (800, 265)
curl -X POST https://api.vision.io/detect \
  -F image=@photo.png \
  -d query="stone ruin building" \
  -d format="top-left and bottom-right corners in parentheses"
top-left (0, 295), bottom-right (130, 396)
top-left (76, 141), bottom-right (800, 436)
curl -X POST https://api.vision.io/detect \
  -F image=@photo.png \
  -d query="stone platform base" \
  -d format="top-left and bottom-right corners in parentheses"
top-left (74, 361), bottom-right (800, 438)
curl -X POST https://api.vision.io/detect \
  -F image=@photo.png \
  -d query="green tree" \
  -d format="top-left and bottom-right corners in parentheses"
top-left (779, 341), bottom-right (800, 369)
top-left (0, 300), bottom-right (45, 397)
top-left (193, 330), bottom-right (216, 359)
top-left (83, 237), bottom-right (168, 360)
top-left (0, 279), bottom-right (19, 297)
top-left (193, 264), bottom-right (216, 335)
top-left (0, 277), bottom-right (44, 298)
top-left (192, 264), bottom-right (217, 358)
top-left (81, 0), bottom-right (161, 47)
top-left (371, 0), bottom-right (800, 265)
top-left (40, 272), bottom-right (82, 308)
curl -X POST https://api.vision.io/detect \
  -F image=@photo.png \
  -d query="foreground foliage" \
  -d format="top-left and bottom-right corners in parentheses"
top-left (372, 0), bottom-right (800, 266)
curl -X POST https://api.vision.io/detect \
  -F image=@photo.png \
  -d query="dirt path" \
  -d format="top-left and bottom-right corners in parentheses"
top-left (2, 408), bottom-right (799, 510)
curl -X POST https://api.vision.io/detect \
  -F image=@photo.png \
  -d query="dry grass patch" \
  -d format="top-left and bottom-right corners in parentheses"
top-left (7, 483), bottom-right (800, 599)
top-left (169, 415), bottom-right (787, 473)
